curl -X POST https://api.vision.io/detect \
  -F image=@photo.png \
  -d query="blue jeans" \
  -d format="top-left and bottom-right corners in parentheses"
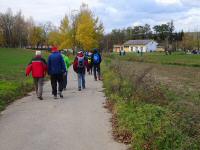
top-left (78, 73), bottom-right (85, 89)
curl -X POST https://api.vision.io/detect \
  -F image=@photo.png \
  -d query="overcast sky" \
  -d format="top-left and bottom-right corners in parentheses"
top-left (1, 0), bottom-right (200, 33)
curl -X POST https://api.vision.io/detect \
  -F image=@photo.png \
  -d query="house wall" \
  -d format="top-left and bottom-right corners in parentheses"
top-left (114, 41), bottom-right (158, 53)
top-left (113, 47), bottom-right (120, 52)
top-left (146, 42), bottom-right (157, 52)
top-left (113, 45), bottom-right (123, 52)
top-left (128, 45), bottom-right (147, 52)
top-left (124, 46), bottom-right (129, 52)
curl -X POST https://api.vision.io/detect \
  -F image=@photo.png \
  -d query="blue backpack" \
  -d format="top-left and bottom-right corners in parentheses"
top-left (93, 53), bottom-right (100, 64)
top-left (77, 56), bottom-right (84, 68)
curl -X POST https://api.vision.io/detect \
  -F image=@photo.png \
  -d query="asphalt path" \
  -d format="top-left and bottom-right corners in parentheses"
top-left (0, 67), bottom-right (127, 150)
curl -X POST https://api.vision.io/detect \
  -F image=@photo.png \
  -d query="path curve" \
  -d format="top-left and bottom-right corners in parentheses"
top-left (0, 67), bottom-right (127, 150)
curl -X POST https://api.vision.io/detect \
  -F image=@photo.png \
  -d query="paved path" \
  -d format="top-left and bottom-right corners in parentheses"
top-left (0, 67), bottom-right (127, 150)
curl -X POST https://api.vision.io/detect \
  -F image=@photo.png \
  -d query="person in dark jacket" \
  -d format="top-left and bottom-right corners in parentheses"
top-left (73, 51), bottom-right (88, 91)
top-left (26, 51), bottom-right (47, 100)
top-left (92, 48), bottom-right (102, 81)
top-left (48, 47), bottom-right (66, 99)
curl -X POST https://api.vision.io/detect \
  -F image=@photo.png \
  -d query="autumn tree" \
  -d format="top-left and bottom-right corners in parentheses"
top-left (48, 30), bottom-right (61, 46)
top-left (180, 33), bottom-right (195, 51)
top-left (76, 3), bottom-right (104, 50)
top-left (59, 15), bottom-right (73, 49)
top-left (29, 26), bottom-right (45, 48)
top-left (42, 21), bottom-right (55, 47)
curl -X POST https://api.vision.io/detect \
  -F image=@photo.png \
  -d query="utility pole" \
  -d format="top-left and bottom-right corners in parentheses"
top-left (197, 30), bottom-right (199, 51)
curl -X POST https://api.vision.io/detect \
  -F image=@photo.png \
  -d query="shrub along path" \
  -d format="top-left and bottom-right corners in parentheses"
top-left (0, 67), bottom-right (127, 150)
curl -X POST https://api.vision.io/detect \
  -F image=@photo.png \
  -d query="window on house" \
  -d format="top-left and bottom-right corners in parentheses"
top-left (131, 47), bottom-right (133, 51)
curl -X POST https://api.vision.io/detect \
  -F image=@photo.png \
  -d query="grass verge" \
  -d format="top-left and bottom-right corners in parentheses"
top-left (102, 56), bottom-right (200, 150)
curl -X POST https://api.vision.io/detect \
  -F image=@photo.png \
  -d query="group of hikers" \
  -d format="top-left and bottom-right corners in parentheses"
top-left (25, 46), bottom-right (102, 100)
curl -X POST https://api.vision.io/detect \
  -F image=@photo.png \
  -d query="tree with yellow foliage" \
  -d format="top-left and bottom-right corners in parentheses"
top-left (46, 3), bottom-right (104, 51)
top-left (29, 26), bottom-right (45, 48)
top-left (76, 3), bottom-right (104, 50)
top-left (48, 31), bottom-right (61, 46)
top-left (59, 15), bottom-right (73, 49)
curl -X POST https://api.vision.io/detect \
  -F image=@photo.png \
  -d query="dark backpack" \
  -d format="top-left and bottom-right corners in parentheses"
top-left (77, 56), bottom-right (84, 68)
top-left (93, 53), bottom-right (100, 64)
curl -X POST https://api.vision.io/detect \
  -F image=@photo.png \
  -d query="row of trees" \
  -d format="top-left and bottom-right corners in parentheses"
top-left (101, 21), bottom-right (184, 51)
top-left (101, 21), bottom-right (200, 52)
top-left (0, 4), bottom-right (104, 50)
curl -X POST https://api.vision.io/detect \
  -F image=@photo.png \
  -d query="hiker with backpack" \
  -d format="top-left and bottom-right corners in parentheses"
top-left (48, 47), bottom-right (66, 99)
top-left (25, 51), bottom-right (47, 100)
top-left (92, 48), bottom-right (102, 81)
top-left (73, 51), bottom-right (88, 91)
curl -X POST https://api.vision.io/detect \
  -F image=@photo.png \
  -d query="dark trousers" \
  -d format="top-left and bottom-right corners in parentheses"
top-left (50, 74), bottom-right (63, 96)
top-left (87, 64), bottom-right (93, 75)
top-left (93, 64), bottom-right (100, 80)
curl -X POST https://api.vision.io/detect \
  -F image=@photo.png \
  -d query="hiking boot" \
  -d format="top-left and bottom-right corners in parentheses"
top-left (59, 93), bottom-right (63, 98)
top-left (38, 97), bottom-right (43, 100)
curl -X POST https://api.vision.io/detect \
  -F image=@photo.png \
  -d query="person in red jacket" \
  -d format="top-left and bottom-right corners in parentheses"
top-left (73, 51), bottom-right (88, 91)
top-left (26, 50), bottom-right (47, 100)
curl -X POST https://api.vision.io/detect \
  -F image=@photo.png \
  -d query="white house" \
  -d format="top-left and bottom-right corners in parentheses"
top-left (123, 40), bottom-right (158, 52)
top-left (113, 40), bottom-right (158, 53)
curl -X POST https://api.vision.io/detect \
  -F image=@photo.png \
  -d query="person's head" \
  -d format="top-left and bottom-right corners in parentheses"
top-left (51, 46), bottom-right (58, 52)
top-left (35, 50), bottom-right (41, 56)
top-left (77, 51), bottom-right (83, 57)
top-left (93, 48), bottom-right (98, 53)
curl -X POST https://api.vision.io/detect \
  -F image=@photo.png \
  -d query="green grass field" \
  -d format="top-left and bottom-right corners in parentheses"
top-left (102, 52), bottom-right (200, 149)
top-left (0, 48), bottom-right (49, 110)
top-left (111, 52), bottom-right (200, 67)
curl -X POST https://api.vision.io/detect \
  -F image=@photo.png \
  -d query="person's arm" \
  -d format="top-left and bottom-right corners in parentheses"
top-left (99, 53), bottom-right (102, 63)
top-left (91, 54), bottom-right (94, 65)
top-left (84, 57), bottom-right (89, 69)
top-left (25, 60), bottom-right (32, 76)
top-left (73, 57), bottom-right (78, 73)
top-left (60, 55), bottom-right (67, 73)
top-left (66, 57), bottom-right (70, 69)
top-left (41, 58), bottom-right (48, 76)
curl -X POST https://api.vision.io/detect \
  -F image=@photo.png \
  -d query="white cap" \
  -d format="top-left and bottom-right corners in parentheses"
top-left (35, 50), bottom-right (41, 56)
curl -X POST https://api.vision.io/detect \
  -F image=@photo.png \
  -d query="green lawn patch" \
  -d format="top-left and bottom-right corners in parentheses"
top-left (0, 48), bottom-right (49, 111)
top-left (111, 52), bottom-right (200, 67)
